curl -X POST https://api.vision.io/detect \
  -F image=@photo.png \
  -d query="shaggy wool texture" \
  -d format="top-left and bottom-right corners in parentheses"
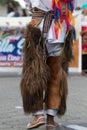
top-left (20, 24), bottom-right (49, 114)
top-left (61, 29), bottom-right (74, 73)
top-left (46, 56), bottom-right (68, 116)
top-left (58, 29), bottom-right (74, 115)
top-left (58, 67), bottom-right (68, 115)
top-left (20, 24), bottom-right (73, 116)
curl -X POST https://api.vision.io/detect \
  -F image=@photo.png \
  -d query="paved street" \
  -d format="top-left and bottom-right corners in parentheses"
top-left (0, 74), bottom-right (87, 130)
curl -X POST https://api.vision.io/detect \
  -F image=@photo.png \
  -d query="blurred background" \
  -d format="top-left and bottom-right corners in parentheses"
top-left (0, 1), bottom-right (87, 130)
top-left (0, 0), bottom-right (27, 17)
top-left (0, 0), bottom-right (87, 16)
top-left (0, 0), bottom-right (87, 74)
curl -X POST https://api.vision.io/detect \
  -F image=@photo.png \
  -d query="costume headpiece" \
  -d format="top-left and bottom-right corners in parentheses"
top-left (52, 0), bottom-right (75, 39)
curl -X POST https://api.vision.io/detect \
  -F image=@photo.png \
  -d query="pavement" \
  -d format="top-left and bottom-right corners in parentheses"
top-left (0, 74), bottom-right (87, 130)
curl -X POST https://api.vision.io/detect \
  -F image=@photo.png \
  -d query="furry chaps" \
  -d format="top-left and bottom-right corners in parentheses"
top-left (20, 24), bottom-right (49, 114)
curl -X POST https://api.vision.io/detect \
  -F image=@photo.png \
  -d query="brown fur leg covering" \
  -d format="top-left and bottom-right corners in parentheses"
top-left (58, 30), bottom-right (73, 114)
top-left (58, 68), bottom-right (68, 115)
top-left (62, 29), bottom-right (74, 73)
top-left (20, 24), bottom-right (49, 114)
top-left (46, 56), bottom-right (68, 116)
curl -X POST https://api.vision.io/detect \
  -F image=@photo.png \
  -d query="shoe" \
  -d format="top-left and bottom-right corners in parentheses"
top-left (46, 122), bottom-right (59, 130)
top-left (26, 116), bottom-right (45, 129)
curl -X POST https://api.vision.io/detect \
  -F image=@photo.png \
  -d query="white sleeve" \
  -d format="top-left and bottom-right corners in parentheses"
top-left (24, 0), bottom-right (52, 11)
top-left (30, 0), bottom-right (39, 8)
top-left (24, 0), bottom-right (39, 9)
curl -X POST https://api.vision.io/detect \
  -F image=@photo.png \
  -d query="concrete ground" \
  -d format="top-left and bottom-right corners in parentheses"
top-left (0, 74), bottom-right (87, 130)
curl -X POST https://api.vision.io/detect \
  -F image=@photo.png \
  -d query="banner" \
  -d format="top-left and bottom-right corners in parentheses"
top-left (0, 17), bottom-right (31, 73)
top-left (0, 16), bottom-right (82, 73)
top-left (0, 33), bottom-right (24, 67)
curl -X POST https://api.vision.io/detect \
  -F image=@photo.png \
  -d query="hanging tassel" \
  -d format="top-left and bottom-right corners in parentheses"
top-left (52, 0), bottom-right (75, 39)
top-left (54, 23), bottom-right (59, 39)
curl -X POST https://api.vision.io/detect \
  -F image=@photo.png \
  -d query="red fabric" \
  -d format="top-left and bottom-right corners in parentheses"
top-left (82, 26), bottom-right (87, 31)
top-left (61, 0), bottom-right (68, 2)
top-left (82, 26), bottom-right (87, 53)
top-left (82, 44), bottom-right (87, 52)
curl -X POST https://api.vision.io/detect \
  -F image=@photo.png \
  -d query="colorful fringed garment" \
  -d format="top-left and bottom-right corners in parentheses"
top-left (52, 0), bottom-right (75, 39)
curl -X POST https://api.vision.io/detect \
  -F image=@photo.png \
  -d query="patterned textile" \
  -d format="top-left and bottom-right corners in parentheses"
top-left (31, 7), bottom-right (46, 19)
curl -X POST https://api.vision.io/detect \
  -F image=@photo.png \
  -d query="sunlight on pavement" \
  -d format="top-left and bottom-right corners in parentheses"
top-left (67, 125), bottom-right (87, 130)
top-left (15, 106), bottom-right (23, 109)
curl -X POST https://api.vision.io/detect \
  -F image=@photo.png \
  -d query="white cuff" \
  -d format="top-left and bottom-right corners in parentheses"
top-left (46, 109), bottom-right (58, 116)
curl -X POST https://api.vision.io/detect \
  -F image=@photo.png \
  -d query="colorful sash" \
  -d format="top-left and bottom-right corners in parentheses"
top-left (52, 0), bottom-right (75, 39)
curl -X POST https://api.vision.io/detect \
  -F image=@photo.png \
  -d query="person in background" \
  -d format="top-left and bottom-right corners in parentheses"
top-left (80, 4), bottom-right (87, 73)
top-left (21, 0), bottom-right (77, 130)
top-left (6, 1), bottom-right (14, 14)
top-left (12, 6), bottom-right (20, 17)
top-left (6, 1), bottom-right (20, 17)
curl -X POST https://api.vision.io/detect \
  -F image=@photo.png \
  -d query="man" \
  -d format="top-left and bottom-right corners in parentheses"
top-left (21, 0), bottom-right (76, 129)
